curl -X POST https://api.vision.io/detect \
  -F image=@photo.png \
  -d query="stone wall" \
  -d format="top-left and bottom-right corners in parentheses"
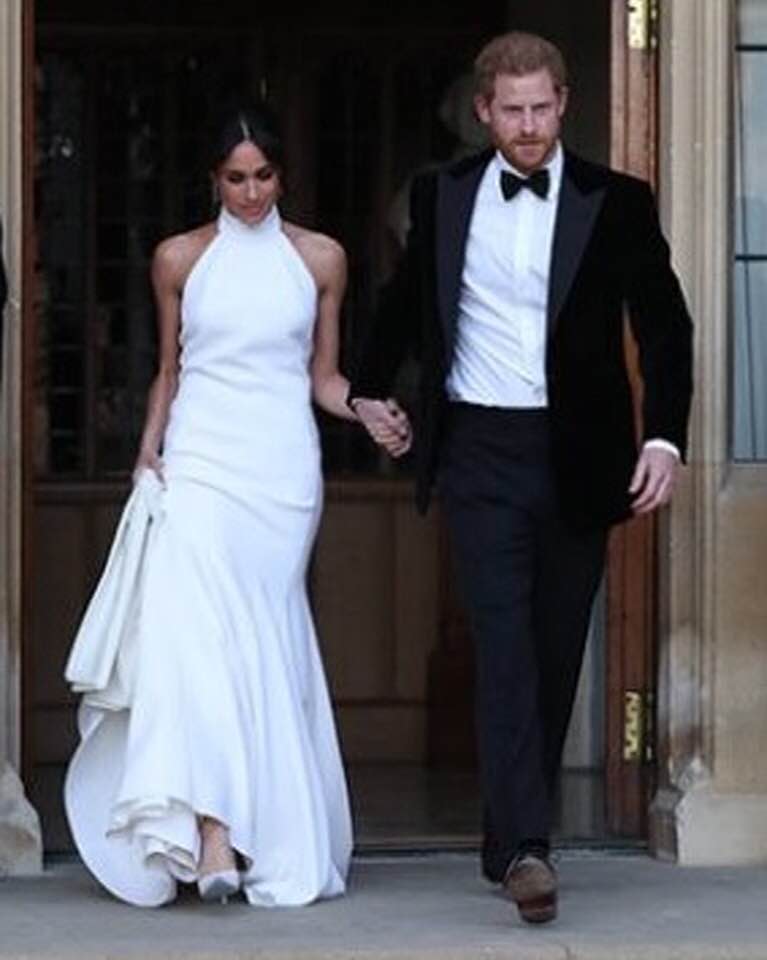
top-left (0, 0), bottom-right (43, 876)
top-left (653, 0), bottom-right (767, 865)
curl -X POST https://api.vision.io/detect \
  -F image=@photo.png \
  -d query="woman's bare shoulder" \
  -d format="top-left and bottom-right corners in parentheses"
top-left (283, 222), bottom-right (346, 282)
top-left (153, 222), bottom-right (218, 288)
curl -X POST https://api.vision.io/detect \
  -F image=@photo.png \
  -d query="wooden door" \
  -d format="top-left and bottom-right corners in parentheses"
top-left (605, 0), bottom-right (660, 836)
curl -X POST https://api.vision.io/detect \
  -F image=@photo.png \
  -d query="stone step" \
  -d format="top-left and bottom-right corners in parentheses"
top-left (1, 854), bottom-right (766, 959)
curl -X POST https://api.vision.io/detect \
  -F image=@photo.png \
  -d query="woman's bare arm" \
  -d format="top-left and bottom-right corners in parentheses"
top-left (133, 227), bottom-right (213, 480)
top-left (288, 224), bottom-right (412, 455)
top-left (294, 231), bottom-right (356, 422)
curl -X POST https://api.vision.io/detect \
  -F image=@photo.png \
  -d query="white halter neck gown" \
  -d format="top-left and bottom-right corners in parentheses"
top-left (64, 205), bottom-right (353, 907)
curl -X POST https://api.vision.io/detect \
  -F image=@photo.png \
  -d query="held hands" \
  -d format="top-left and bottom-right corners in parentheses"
top-left (353, 397), bottom-right (413, 459)
top-left (629, 445), bottom-right (679, 515)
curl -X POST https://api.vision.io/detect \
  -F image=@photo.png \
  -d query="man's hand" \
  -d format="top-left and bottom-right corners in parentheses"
top-left (352, 397), bottom-right (413, 458)
top-left (629, 446), bottom-right (679, 514)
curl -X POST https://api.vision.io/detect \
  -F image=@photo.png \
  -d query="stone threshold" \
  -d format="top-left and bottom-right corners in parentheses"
top-left (1, 853), bottom-right (766, 960)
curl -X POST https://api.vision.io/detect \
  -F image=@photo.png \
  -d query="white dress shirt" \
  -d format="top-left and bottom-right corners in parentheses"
top-left (445, 143), bottom-right (679, 459)
top-left (446, 145), bottom-right (562, 408)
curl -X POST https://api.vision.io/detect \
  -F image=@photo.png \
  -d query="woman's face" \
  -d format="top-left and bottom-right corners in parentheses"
top-left (214, 140), bottom-right (281, 225)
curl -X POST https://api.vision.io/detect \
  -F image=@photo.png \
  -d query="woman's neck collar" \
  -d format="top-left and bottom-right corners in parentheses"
top-left (217, 203), bottom-right (280, 238)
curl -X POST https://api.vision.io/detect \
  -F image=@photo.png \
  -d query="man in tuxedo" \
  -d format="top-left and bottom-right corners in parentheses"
top-left (350, 31), bottom-right (692, 924)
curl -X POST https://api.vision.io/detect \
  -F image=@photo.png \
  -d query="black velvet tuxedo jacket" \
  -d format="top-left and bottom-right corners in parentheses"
top-left (350, 149), bottom-right (693, 531)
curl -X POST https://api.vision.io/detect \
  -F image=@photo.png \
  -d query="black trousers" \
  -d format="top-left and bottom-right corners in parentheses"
top-left (439, 403), bottom-right (607, 882)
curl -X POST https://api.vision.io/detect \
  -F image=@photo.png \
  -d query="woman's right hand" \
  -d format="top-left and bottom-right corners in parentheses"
top-left (132, 450), bottom-right (165, 486)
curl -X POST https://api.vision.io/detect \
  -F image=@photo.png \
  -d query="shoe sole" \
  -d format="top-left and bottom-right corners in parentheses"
top-left (515, 892), bottom-right (557, 924)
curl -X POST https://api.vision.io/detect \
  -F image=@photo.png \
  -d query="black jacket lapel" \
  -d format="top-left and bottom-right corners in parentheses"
top-left (548, 153), bottom-right (607, 335)
top-left (436, 150), bottom-right (492, 355)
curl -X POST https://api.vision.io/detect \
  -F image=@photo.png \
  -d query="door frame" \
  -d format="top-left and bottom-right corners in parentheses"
top-left (16, 0), bottom-right (662, 845)
top-left (605, 0), bottom-right (660, 837)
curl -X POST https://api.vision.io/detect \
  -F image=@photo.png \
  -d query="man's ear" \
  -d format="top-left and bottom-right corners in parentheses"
top-left (557, 85), bottom-right (570, 118)
top-left (474, 93), bottom-right (491, 125)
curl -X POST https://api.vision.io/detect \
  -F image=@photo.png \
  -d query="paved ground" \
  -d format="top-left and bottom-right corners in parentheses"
top-left (1, 853), bottom-right (766, 959)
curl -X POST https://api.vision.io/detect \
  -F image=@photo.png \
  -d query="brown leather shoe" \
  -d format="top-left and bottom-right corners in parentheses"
top-left (503, 851), bottom-right (558, 924)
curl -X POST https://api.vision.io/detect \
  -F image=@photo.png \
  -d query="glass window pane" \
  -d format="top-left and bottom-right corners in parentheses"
top-left (735, 53), bottom-right (767, 255)
top-left (35, 52), bottom-right (87, 478)
top-left (733, 262), bottom-right (767, 460)
top-left (738, 0), bottom-right (767, 45)
top-left (733, 2), bottom-right (767, 462)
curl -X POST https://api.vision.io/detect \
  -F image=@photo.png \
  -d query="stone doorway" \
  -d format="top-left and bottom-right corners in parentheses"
top-left (22, 0), bottom-right (648, 856)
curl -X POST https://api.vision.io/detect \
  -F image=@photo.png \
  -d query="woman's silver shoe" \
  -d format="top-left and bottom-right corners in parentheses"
top-left (197, 869), bottom-right (240, 903)
top-left (197, 817), bottom-right (239, 903)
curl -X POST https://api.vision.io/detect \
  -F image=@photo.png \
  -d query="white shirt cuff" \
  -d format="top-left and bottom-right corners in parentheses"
top-left (643, 438), bottom-right (681, 460)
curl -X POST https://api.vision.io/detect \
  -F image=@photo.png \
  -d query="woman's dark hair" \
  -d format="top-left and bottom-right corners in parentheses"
top-left (207, 101), bottom-right (285, 174)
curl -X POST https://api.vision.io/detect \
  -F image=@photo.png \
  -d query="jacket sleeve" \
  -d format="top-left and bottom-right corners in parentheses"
top-left (348, 173), bottom-right (433, 401)
top-left (625, 181), bottom-right (694, 460)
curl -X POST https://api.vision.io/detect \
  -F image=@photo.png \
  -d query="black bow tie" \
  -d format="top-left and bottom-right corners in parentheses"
top-left (500, 167), bottom-right (550, 201)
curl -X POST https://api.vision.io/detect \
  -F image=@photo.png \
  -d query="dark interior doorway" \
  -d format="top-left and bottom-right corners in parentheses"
top-left (27, 0), bottom-right (617, 854)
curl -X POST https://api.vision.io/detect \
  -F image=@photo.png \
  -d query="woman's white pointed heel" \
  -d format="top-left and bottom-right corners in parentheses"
top-left (197, 869), bottom-right (240, 903)
top-left (198, 817), bottom-right (239, 903)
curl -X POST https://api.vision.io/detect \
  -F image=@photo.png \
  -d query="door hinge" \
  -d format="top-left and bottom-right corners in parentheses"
top-left (623, 689), bottom-right (655, 763)
top-left (627, 0), bottom-right (660, 51)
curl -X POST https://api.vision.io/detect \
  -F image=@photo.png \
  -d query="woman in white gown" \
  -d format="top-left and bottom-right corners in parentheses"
top-left (64, 104), bottom-right (411, 908)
